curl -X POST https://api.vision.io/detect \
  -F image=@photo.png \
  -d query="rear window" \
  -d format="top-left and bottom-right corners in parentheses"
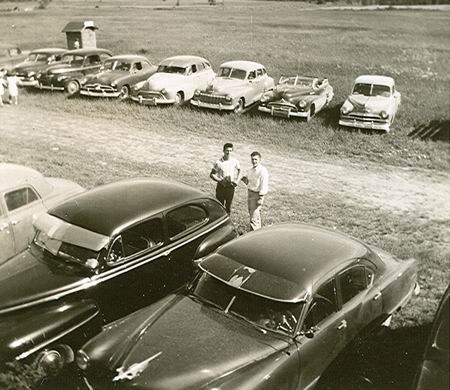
top-left (4, 187), bottom-right (39, 211)
top-left (167, 205), bottom-right (208, 239)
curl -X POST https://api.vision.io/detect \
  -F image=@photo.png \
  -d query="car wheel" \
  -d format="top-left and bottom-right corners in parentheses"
top-left (234, 98), bottom-right (244, 114)
top-left (174, 91), bottom-right (184, 106)
top-left (66, 80), bottom-right (80, 97)
top-left (119, 85), bottom-right (130, 100)
top-left (306, 105), bottom-right (315, 122)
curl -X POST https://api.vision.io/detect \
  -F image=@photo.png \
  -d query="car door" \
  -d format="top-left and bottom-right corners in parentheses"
top-left (92, 214), bottom-right (171, 321)
top-left (297, 278), bottom-right (348, 389)
top-left (198, 61), bottom-right (215, 89)
top-left (163, 203), bottom-right (210, 287)
top-left (0, 197), bottom-right (15, 264)
top-left (83, 54), bottom-right (102, 75)
top-left (3, 186), bottom-right (45, 256)
top-left (337, 263), bottom-right (382, 342)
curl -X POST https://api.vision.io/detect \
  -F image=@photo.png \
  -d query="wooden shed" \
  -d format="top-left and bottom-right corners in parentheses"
top-left (62, 21), bottom-right (98, 50)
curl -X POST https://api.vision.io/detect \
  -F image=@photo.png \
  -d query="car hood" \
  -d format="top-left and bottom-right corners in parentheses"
top-left (272, 85), bottom-right (319, 103)
top-left (84, 295), bottom-right (290, 389)
top-left (146, 72), bottom-right (186, 91)
top-left (0, 247), bottom-right (89, 314)
top-left (13, 62), bottom-right (46, 73)
top-left (86, 70), bottom-right (127, 85)
top-left (206, 77), bottom-right (245, 94)
top-left (347, 94), bottom-right (390, 113)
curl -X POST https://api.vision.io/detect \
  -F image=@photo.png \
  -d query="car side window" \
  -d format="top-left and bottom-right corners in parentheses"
top-left (4, 187), bottom-right (39, 212)
top-left (135, 62), bottom-right (143, 71)
top-left (340, 266), bottom-right (368, 304)
top-left (166, 205), bottom-right (208, 239)
top-left (107, 236), bottom-right (125, 264)
top-left (197, 62), bottom-right (205, 72)
top-left (191, 64), bottom-right (197, 74)
top-left (88, 55), bottom-right (101, 65)
top-left (303, 279), bottom-right (338, 330)
top-left (248, 71), bottom-right (256, 80)
top-left (256, 69), bottom-right (263, 77)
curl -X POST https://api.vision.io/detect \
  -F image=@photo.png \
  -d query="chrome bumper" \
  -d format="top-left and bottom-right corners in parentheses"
top-left (339, 117), bottom-right (390, 132)
top-left (36, 83), bottom-right (64, 91)
top-left (190, 99), bottom-right (234, 111)
top-left (130, 95), bottom-right (175, 105)
top-left (258, 105), bottom-right (308, 118)
top-left (80, 89), bottom-right (121, 98)
top-left (18, 79), bottom-right (38, 87)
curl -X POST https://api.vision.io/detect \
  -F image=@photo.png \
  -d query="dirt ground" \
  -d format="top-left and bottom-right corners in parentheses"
top-left (1, 104), bottom-right (449, 224)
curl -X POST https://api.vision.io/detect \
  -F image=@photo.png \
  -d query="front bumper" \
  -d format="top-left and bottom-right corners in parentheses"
top-left (17, 77), bottom-right (38, 87)
top-left (80, 89), bottom-right (121, 98)
top-left (190, 99), bottom-right (234, 111)
top-left (339, 116), bottom-right (391, 132)
top-left (258, 105), bottom-right (308, 118)
top-left (130, 91), bottom-right (175, 106)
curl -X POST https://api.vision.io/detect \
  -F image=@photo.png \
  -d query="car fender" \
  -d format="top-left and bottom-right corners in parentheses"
top-left (0, 299), bottom-right (101, 362)
top-left (193, 222), bottom-right (238, 260)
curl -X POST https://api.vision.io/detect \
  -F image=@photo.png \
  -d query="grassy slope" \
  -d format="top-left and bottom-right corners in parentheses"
top-left (0, 1), bottom-right (449, 389)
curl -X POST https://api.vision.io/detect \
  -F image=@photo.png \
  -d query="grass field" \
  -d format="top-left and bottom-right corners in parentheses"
top-left (0, 1), bottom-right (449, 389)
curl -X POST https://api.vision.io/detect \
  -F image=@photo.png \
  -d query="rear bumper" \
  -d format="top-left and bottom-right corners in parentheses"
top-left (258, 105), bottom-right (308, 118)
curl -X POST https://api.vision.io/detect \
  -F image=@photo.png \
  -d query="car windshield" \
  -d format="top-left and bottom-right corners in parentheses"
top-left (353, 83), bottom-right (391, 97)
top-left (103, 60), bottom-right (132, 71)
top-left (218, 67), bottom-right (247, 80)
top-left (34, 230), bottom-right (100, 269)
top-left (157, 65), bottom-right (186, 75)
top-left (279, 76), bottom-right (313, 88)
top-left (61, 54), bottom-right (85, 66)
top-left (26, 53), bottom-right (50, 62)
top-left (190, 272), bottom-right (303, 336)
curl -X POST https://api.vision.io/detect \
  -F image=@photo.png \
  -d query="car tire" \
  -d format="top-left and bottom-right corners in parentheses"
top-left (66, 80), bottom-right (80, 97)
top-left (234, 98), bottom-right (244, 114)
top-left (119, 85), bottom-right (130, 100)
top-left (174, 91), bottom-right (184, 106)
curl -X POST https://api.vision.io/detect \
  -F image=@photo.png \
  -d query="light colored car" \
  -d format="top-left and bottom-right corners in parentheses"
top-left (259, 75), bottom-right (333, 121)
top-left (191, 60), bottom-right (275, 114)
top-left (339, 75), bottom-right (401, 132)
top-left (0, 44), bottom-right (29, 70)
top-left (0, 164), bottom-right (83, 265)
top-left (80, 55), bottom-right (157, 100)
top-left (130, 55), bottom-right (215, 106)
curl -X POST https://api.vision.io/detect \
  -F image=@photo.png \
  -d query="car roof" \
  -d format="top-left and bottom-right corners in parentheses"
top-left (220, 60), bottom-right (265, 71)
top-left (106, 54), bottom-right (150, 62)
top-left (159, 55), bottom-right (209, 67)
top-left (199, 223), bottom-right (374, 303)
top-left (30, 48), bottom-right (67, 55)
top-left (49, 178), bottom-right (208, 236)
top-left (354, 75), bottom-right (395, 87)
top-left (0, 163), bottom-right (52, 194)
top-left (63, 48), bottom-right (112, 56)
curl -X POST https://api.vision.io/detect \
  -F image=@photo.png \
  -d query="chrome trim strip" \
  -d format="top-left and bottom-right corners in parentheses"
top-left (16, 308), bottom-right (99, 360)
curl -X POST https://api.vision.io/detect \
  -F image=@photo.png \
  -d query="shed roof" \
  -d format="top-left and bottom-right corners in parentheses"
top-left (62, 21), bottom-right (98, 32)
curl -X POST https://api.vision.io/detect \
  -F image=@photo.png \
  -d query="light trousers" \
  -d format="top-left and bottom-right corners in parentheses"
top-left (248, 190), bottom-right (264, 230)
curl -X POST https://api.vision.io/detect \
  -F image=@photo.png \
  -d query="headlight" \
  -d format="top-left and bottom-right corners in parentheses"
top-left (380, 110), bottom-right (388, 119)
top-left (36, 72), bottom-right (42, 79)
top-left (194, 89), bottom-right (200, 97)
top-left (37, 345), bottom-right (74, 376)
top-left (76, 350), bottom-right (90, 370)
top-left (134, 81), bottom-right (145, 90)
top-left (160, 88), bottom-right (167, 95)
top-left (341, 103), bottom-right (353, 115)
top-left (56, 75), bottom-right (67, 82)
top-left (225, 95), bottom-right (232, 102)
top-left (27, 71), bottom-right (35, 77)
top-left (298, 100), bottom-right (307, 108)
top-left (111, 81), bottom-right (117, 87)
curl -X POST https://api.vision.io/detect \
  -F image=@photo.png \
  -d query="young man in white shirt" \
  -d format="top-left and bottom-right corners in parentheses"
top-left (241, 151), bottom-right (269, 230)
top-left (210, 143), bottom-right (241, 214)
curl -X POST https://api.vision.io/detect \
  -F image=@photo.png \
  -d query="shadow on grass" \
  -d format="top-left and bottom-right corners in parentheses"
top-left (317, 324), bottom-right (431, 390)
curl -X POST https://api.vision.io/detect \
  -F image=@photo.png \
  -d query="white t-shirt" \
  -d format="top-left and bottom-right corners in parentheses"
top-left (212, 157), bottom-right (240, 182)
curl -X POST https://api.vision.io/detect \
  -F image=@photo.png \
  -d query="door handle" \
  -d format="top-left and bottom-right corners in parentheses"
top-left (373, 292), bottom-right (382, 301)
top-left (337, 320), bottom-right (347, 330)
top-left (11, 220), bottom-right (20, 226)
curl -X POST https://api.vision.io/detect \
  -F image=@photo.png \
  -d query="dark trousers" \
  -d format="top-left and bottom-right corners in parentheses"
top-left (216, 184), bottom-right (235, 214)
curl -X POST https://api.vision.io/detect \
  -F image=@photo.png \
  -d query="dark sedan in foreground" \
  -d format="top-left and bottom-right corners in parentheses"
top-left (0, 178), bottom-right (237, 367)
top-left (74, 223), bottom-right (419, 390)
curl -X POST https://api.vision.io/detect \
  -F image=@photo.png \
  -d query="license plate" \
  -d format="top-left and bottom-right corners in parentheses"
top-left (274, 109), bottom-right (289, 118)
top-left (147, 98), bottom-right (156, 106)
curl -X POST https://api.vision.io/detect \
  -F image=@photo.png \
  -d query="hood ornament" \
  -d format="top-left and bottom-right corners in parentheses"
top-left (113, 351), bottom-right (162, 382)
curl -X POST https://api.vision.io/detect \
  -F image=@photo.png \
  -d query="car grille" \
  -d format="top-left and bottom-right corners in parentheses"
top-left (345, 113), bottom-right (386, 123)
top-left (267, 102), bottom-right (298, 112)
top-left (83, 84), bottom-right (117, 92)
top-left (139, 91), bottom-right (164, 99)
top-left (197, 92), bottom-right (229, 105)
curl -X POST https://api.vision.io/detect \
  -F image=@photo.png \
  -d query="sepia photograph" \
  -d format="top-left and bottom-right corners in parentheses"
top-left (0, 0), bottom-right (449, 389)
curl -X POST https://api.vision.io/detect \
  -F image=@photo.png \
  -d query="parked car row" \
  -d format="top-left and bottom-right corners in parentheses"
top-left (10, 48), bottom-right (401, 132)
top-left (0, 164), bottom-right (422, 390)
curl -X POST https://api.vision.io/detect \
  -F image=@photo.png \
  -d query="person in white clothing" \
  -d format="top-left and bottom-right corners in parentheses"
top-left (241, 151), bottom-right (269, 230)
top-left (210, 142), bottom-right (241, 214)
top-left (0, 69), bottom-right (6, 107)
top-left (6, 70), bottom-right (18, 105)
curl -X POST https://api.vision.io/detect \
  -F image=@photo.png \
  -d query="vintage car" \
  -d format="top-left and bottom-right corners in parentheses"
top-left (0, 163), bottom-right (83, 266)
top-left (258, 75), bottom-right (334, 121)
top-left (190, 60), bottom-right (275, 114)
top-left (339, 75), bottom-right (401, 132)
top-left (130, 55), bottom-right (215, 106)
top-left (80, 55), bottom-right (157, 100)
top-left (73, 223), bottom-right (419, 390)
top-left (0, 178), bottom-right (237, 366)
top-left (412, 285), bottom-right (449, 390)
top-left (0, 43), bottom-right (29, 70)
top-left (12, 48), bottom-right (67, 87)
top-left (35, 48), bottom-right (112, 95)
